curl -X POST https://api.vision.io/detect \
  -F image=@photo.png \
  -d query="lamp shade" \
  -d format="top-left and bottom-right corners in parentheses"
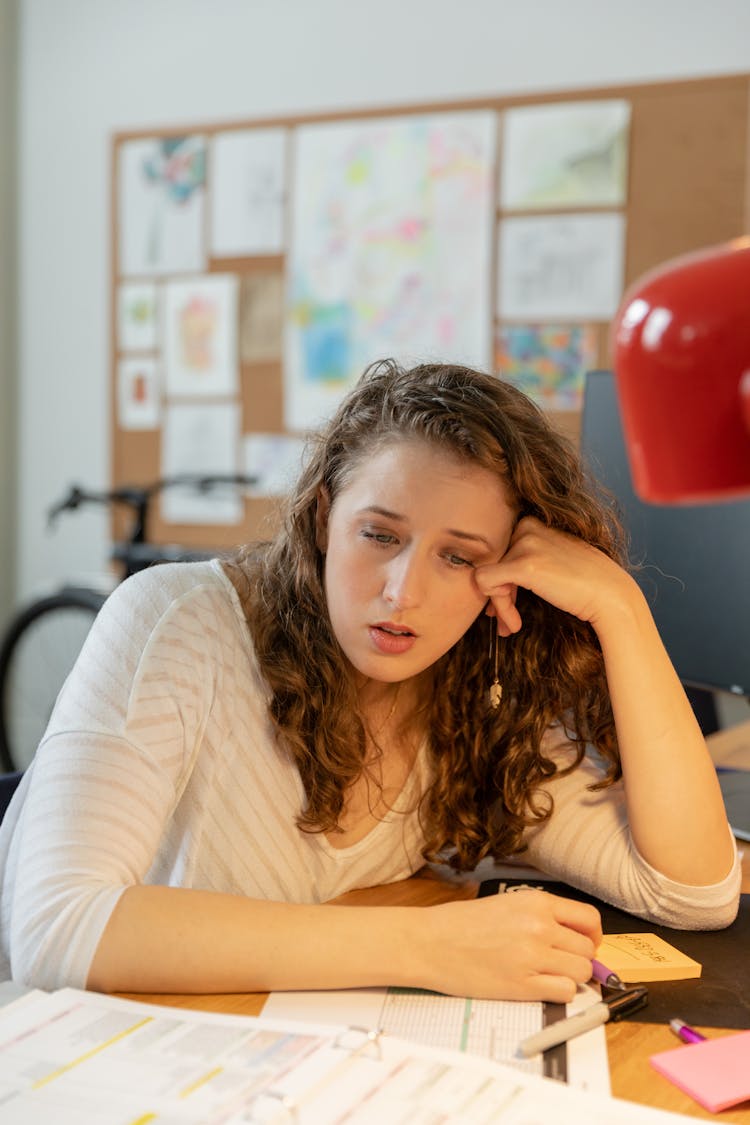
top-left (612, 238), bottom-right (750, 503)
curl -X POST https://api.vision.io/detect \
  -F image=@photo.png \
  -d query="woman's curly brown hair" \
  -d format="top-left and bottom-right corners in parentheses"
top-left (225, 359), bottom-right (628, 871)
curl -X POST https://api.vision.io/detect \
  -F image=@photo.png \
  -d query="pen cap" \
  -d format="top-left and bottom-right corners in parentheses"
top-left (607, 986), bottom-right (649, 1021)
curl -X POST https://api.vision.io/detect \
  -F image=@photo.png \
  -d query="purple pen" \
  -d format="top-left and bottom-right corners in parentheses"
top-left (669, 1018), bottom-right (707, 1044)
top-left (592, 958), bottom-right (627, 991)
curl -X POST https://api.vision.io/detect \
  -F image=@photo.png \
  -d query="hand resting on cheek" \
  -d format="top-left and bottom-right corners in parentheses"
top-left (475, 516), bottom-right (635, 638)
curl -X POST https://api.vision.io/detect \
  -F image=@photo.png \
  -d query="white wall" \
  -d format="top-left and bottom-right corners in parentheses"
top-left (0, 0), bottom-right (18, 622)
top-left (15, 0), bottom-right (750, 603)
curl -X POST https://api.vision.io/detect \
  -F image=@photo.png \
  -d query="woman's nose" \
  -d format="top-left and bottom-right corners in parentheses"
top-left (383, 550), bottom-right (424, 609)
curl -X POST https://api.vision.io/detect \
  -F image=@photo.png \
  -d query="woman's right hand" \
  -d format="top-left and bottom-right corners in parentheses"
top-left (413, 889), bottom-right (601, 1002)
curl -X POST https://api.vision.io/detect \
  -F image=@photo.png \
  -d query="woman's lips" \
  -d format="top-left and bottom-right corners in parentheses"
top-left (369, 624), bottom-right (416, 655)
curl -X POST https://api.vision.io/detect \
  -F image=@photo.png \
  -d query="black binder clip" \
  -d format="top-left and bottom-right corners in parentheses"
top-left (605, 985), bottom-right (649, 1021)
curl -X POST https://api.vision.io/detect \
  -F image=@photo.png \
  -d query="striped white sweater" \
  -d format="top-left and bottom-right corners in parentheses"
top-left (0, 561), bottom-right (740, 988)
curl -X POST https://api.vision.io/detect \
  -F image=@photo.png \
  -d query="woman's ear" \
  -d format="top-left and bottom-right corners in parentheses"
top-left (315, 486), bottom-right (331, 552)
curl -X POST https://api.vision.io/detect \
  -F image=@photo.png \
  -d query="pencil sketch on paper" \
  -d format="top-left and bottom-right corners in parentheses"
top-left (160, 402), bottom-right (243, 526)
top-left (210, 128), bottom-right (287, 257)
top-left (497, 213), bottom-right (626, 322)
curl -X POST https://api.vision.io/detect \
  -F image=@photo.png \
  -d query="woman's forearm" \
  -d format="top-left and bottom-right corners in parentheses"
top-left (86, 882), bottom-right (601, 1003)
top-left (592, 576), bottom-right (735, 885)
top-left (87, 884), bottom-right (419, 994)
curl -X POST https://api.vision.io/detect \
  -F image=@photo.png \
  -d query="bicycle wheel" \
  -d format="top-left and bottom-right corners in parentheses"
top-left (0, 588), bottom-right (106, 772)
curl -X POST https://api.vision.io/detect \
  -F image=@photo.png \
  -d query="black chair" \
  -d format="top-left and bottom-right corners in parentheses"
top-left (0, 772), bottom-right (22, 822)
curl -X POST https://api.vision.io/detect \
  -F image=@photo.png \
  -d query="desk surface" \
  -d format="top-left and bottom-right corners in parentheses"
top-left (121, 855), bottom-right (749, 1123)
top-left (707, 716), bottom-right (750, 771)
top-left (121, 724), bottom-right (750, 1122)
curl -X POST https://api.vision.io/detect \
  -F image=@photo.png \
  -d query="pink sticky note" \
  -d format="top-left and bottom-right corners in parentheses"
top-left (650, 1031), bottom-right (750, 1112)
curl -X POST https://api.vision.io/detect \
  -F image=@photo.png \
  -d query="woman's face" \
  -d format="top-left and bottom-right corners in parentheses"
top-left (317, 439), bottom-right (517, 684)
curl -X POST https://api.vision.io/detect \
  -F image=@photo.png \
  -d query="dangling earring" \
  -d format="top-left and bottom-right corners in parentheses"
top-left (489, 622), bottom-right (502, 709)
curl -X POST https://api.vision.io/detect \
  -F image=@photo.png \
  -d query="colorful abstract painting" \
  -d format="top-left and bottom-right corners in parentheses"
top-left (285, 112), bottom-right (497, 429)
top-left (495, 324), bottom-right (599, 410)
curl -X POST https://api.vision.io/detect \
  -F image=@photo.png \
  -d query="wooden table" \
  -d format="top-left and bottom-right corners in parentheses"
top-left (706, 717), bottom-right (750, 772)
top-left (121, 853), bottom-right (749, 1122)
top-left (123, 723), bottom-right (750, 1121)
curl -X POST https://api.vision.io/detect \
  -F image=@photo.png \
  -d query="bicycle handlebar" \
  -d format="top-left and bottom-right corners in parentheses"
top-left (47, 475), bottom-right (259, 541)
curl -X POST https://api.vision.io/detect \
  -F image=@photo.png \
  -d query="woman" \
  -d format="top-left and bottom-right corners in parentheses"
top-left (0, 360), bottom-right (739, 1000)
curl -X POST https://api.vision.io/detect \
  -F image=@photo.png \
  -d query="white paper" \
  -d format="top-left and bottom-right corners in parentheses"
top-left (161, 402), bottom-right (242, 524)
top-left (500, 99), bottom-right (630, 209)
top-left (164, 274), bottom-right (239, 398)
top-left (117, 281), bottom-right (159, 351)
top-left (264, 982), bottom-right (609, 1094)
top-left (0, 988), bottom-right (349, 1124)
top-left (285, 111), bottom-right (497, 430)
top-left (118, 135), bottom-right (206, 276)
top-left (0, 988), bottom-right (691, 1124)
top-left (497, 213), bottom-right (625, 321)
top-left (210, 128), bottom-right (287, 256)
top-left (242, 432), bottom-right (306, 497)
top-left (117, 356), bottom-right (161, 430)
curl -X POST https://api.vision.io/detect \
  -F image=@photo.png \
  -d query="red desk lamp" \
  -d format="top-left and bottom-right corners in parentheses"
top-left (612, 237), bottom-right (750, 504)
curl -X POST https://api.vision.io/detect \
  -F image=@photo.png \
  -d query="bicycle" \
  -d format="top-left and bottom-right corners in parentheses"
top-left (0, 475), bottom-right (256, 773)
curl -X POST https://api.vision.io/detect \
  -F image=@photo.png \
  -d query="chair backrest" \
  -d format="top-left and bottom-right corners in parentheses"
top-left (0, 772), bottom-right (23, 822)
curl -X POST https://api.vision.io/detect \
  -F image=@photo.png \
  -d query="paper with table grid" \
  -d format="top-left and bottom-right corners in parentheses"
top-left (264, 981), bottom-right (610, 1092)
top-left (379, 989), bottom-right (548, 1069)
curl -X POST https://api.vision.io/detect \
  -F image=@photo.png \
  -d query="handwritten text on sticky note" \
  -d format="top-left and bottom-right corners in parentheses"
top-left (596, 933), bottom-right (702, 982)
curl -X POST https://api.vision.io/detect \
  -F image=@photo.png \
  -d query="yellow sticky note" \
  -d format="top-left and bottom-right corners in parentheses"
top-left (596, 933), bottom-right (702, 982)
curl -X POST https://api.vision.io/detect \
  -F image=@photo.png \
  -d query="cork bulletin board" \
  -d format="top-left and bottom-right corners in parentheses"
top-left (111, 72), bottom-right (750, 550)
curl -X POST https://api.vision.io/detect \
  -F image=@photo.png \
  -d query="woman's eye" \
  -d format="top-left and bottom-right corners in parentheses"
top-left (444, 553), bottom-right (473, 569)
top-left (361, 529), bottom-right (397, 546)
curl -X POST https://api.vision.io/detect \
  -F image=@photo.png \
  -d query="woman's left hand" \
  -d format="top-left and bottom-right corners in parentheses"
top-left (474, 516), bottom-right (633, 637)
top-left (477, 520), bottom-right (738, 893)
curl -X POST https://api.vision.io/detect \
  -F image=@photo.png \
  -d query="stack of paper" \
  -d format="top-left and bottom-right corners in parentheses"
top-left (0, 988), bottom-right (698, 1122)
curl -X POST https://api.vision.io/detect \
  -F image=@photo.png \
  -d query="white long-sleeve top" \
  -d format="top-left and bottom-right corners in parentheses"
top-left (0, 561), bottom-right (740, 989)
